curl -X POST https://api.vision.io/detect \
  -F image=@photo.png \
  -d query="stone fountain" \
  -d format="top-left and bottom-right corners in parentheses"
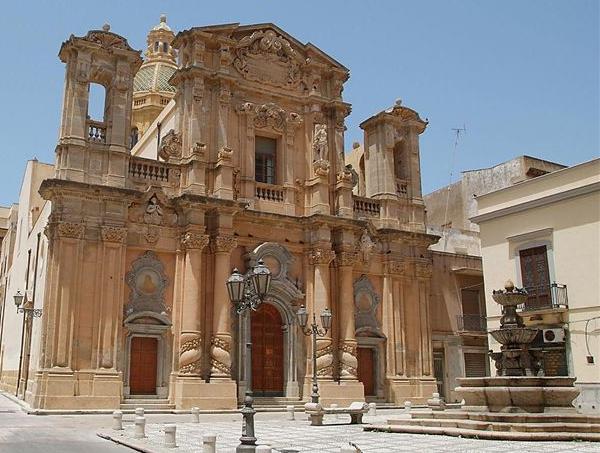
top-left (365, 281), bottom-right (600, 441)
top-left (455, 280), bottom-right (579, 413)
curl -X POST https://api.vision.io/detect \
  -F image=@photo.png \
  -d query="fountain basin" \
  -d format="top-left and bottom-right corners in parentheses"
top-left (490, 327), bottom-right (538, 345)
top-left (455, 377), bottom-right (579, 413)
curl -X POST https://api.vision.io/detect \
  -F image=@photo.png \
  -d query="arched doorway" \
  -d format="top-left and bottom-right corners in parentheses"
top-left (251, 303), bottom-right (284, 396)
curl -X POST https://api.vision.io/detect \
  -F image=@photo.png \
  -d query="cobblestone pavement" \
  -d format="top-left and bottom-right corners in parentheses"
top-left (103, 411), bottom-right (599, 453)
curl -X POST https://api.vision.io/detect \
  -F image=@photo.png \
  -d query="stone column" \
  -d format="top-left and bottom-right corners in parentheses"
top-left (210, 235), bottom-right (238, 380)
top-left (178, 231), bottom-right (209, 375)
top-left (308, 247), bottom-right (335, 379)
top-left (336, 251), bottom-right (359, 380)
top-left (98, 226), bottom-right (128, 369)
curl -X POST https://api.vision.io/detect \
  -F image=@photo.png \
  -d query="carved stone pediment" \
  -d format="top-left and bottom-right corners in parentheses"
top-left (83, 29), bottom-right (135, 51)
top-left (238, 102), bottom-right (303, 132)
top-left (232, 29), bottom-right (307, 87)
top-left (354, 275), bottom-right (383, 337)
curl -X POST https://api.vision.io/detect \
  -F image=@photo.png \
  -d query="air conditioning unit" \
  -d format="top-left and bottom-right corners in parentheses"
top-left (543, 328), bottom-right (565, 343)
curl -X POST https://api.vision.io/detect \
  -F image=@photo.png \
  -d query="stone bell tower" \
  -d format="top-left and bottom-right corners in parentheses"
top-left (56, 24), bottom-right (142, 187)
top-left (359, 99), bottom-right (428, 231)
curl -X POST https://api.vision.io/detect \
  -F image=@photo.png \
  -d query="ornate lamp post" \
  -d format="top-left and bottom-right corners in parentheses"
top-left (13, 290), bottom-right (42, 397)
top-left (296, 304), bottom-right (332, 404)
top-left (226, 260), bottom-right (272, 453)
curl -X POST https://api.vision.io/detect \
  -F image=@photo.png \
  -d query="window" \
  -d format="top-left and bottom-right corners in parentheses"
top-left (163, 42), bottom-right (169, 53)
top-left (519, 245), bottom-right (551, 309)
top-left (255, 136), bottom-right (277, 184)
top-left (393, 142), bottom-right (407, 179)
top-left (154, 41), bottom-right (159, 52)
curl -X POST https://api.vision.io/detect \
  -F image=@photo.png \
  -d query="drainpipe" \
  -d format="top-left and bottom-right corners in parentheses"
top-left (22, 232), bottom-right (41, 398)
top-left (156, 121), bottom-right (162, 158)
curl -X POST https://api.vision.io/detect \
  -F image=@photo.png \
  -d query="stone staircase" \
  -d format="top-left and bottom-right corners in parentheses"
top-left (365, 409), bottom-right (600, 441)
top-left (120, 395), bottom-right (175, 413)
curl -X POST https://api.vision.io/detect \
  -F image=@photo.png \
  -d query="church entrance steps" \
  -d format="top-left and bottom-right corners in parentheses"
top-left (250, 397), bottom-right (306, 411)
top-left (120, 397), bottom-right (175, 412)
top-left (365, 410), bottom-right (600, 442)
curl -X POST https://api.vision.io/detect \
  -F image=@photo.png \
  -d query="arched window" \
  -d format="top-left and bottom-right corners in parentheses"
top-left (163, 42), bottom-right (169, 53)
top-left (154, 41), bottom-right (159, 52)
top-left (87, 83), bottom-right (107, 143)
top-left (130, 127), bottom-right (139, 148)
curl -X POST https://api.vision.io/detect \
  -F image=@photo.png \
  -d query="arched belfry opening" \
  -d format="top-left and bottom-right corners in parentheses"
top-left (235, 242), bottom-right (304, 400)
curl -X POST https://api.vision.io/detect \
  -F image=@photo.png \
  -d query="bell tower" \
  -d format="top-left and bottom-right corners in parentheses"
top-left (359, 99), bottom-right (428, 231)
top-left (56, 24), bottom-right (142, 186)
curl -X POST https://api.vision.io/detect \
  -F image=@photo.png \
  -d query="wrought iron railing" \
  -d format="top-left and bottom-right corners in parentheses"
top-left (457, 314), bottom-right (487, 332)
top-left (519, 283), bottom-right (568, 311)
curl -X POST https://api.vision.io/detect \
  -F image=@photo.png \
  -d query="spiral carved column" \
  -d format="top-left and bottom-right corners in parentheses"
top-left (336, 250), bottom-right (359, 380)
top-left (210, 235), bottom-right (238, 379)
top-left (178, 231), bottom-right (209, 375)
top-left (309, 247), bottom-right (335, 379)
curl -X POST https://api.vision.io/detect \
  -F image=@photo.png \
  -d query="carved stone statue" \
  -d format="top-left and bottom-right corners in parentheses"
top-left (313, 124), bottom-right (328, 162)
top-left (144, 195), bottom-right (163, 225)
top-left (359, 231), bottom-right (376, 262)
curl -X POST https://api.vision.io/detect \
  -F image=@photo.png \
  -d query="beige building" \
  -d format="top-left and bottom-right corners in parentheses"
top-left (0, 19), bottom-right (439, 411)
top-left (472, 158), bottom-right (600, 413)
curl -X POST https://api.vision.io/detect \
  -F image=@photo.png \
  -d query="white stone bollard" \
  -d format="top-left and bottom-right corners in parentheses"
top-left (286, 405), bottom-right (295, 421)
top-left (135, 407), bottom-right (145, 417)
top-left (112, 410), bottom-right (123, 430)
top-left (202, 434), bottom-right (217, 453)
top-left (164, 424), bottom-right (177, 448)
top-left (256, 446), bottom-right (272, 452)
top-left (134, 416), bottom-right (146, 439)
top-left (331, 403), bottom-right (339, 420)
top-left (404, 400), bottom-right (412, 413)
top-left (191, 406), bottom-right (200, 423)
top-left (368, 402), bottom-right (376, 416)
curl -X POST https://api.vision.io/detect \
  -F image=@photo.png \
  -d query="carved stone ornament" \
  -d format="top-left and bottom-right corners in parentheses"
top-left (101, 225), bottom-right (127, 243)
top-left (309, 247), bottom-right (336, 266)
top-left (415, 262), bottom-right (433, 279)
top-left (336, 168), bottom-right (354, 185)
top-left (191, 142), bottom-right (206, 157)
top-left (179, 332), bottom-right (202, 375)
top-left (83, 29), bottom-right (134, 51)
top-left (144, 225), bottom-right (160, 244)
top-left (125, 251), bottom-right (169, 316)
top-left (211, 235), bottom-right (238, 254)
top-left (312, 124), bottom-right (328, 161)
top-left (57, 222), bottom-right (85, 239)
top-left (315, 340), bottom-right (334, 377)
top-left (232, 30), bottom-right (306, 87)
top-left (128, 192), bottom-right (177, 228)
top-left (158, 129), bottom-right (182, 161)
top-left (339, 340), bottom-right (358, 378)
top-left (144, 195), bottom-right (164, 225)
top-left (354, 275), bottom-right (383, 336)
top-left (313, 159), bottom-right (330, 177)
top-left (217, 146), bottom-right (233, 161)
top-left (336, 250), bottom-right (360, 267)
top-left (238, 102), bottom-right (302, 133)
top-left (181, 231), bottom-right (209, 250)
top-left (210, 334), bottom-right (232, 377)
top-left (386, 260), bottom-right (406, 275)
top-left (358, 231), bottom-right (376, 263)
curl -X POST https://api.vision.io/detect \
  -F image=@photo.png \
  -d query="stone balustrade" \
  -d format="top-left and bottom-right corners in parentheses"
top-left (353, 196), bottom-right (381, 217)
top-left (87, 120), bottom-right (106, 143)
top-left (255, 182), bottom-right (285, 202)
top-left (128, 157), bottom-right (172, 183)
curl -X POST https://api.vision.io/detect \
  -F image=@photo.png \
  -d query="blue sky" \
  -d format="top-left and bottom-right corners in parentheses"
top-left (0, 0), bottom-right (597, 205)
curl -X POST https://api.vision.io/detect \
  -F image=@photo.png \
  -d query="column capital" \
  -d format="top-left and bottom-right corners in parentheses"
top-left (55, 221), bottom-right (85, 239)
top-left (211, 235), bottom-right (238, 254)
top-left (101, 225), bottom-right (127, 243)
top-left (385, 259), bottom-right (406, 275)
top-left (308, 247), bottom-right (335, 265)
top-left (181, 231), bottom-right (209, 250)
top-left (335, 250), bottom-right (360, 267)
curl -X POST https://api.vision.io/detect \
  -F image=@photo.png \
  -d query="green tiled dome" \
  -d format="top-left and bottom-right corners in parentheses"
top-left (133, 63), bottom-right (176, 93)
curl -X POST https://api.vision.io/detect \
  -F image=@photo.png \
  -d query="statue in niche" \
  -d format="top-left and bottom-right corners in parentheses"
top-left (312, 124), bottom-right (328, 162)
top-left (359, 231), bottom-right (376, 263)
top-left (144, 194), bottom-right (163, 225)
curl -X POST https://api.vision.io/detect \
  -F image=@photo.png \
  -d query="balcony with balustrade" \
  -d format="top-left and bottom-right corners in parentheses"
top-left (519, 283), bottom-right (568, 312)
top-left (457, 314), bottom-right (487, 335)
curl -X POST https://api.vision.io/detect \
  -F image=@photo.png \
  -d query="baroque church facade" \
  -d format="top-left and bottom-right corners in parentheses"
top-left (0, 18), bottom-right (438, 410)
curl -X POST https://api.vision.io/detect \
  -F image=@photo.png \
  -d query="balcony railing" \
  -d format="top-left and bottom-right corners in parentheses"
top-left (396, 178), bottom-right (408, 196)
top-left (128, 158), bottom-right (171, 182)
top-left (353, 196), bottom-right (381, 217)
top-left (457, 314), bottom-right (487, 332)
top-left (87, 120), bottom-right (106, 143)
top-left (255, 183), bottom-right (284, 202)
top-left (519, 283), bottom-right (568, 311)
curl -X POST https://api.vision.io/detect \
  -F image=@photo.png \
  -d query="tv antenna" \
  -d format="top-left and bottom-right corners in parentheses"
top-left (442, 124), bottom-right (467, 251)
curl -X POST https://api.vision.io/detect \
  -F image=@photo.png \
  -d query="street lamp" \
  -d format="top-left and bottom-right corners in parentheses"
top-left (13, 290), bottom-right (42, 318)
top-left (296, 304), bottom-right (332, 404)
top-left (226, 259), bottom-right (272, 453)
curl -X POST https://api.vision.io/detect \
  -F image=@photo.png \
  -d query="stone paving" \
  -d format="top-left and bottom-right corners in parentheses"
top-left (101, 410), bottom-right (599, 453)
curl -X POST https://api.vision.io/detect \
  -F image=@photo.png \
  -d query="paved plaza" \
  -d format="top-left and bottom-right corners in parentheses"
top-left (1, 393), bottom-right (597, 452)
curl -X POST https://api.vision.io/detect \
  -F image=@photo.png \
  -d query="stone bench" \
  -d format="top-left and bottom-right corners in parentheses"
top-left (304, 401), bottom-right (369, 426)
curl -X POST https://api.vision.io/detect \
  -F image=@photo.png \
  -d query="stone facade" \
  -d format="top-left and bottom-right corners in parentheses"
top-left (0, 21), bottom-right (437, 410)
